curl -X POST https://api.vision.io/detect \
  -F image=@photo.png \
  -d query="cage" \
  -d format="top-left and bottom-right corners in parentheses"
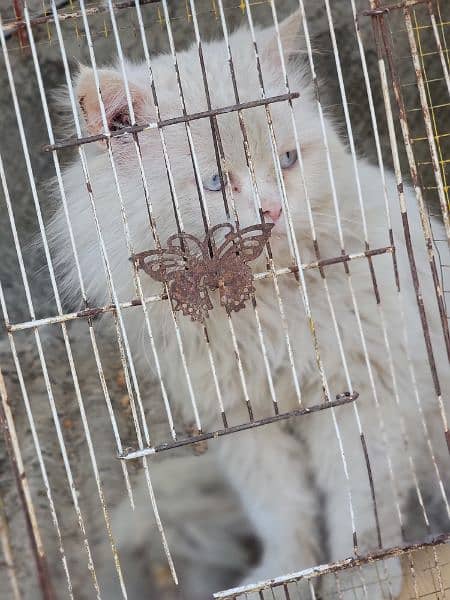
top-left (0, 0), bottom-right (449, 599)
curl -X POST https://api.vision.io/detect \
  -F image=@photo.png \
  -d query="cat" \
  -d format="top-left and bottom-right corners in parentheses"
top-left (48, 9), bottom-right (450, 599)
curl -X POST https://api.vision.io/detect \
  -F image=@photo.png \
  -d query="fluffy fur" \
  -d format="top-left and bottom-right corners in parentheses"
top-left (48, 10), bottom-right (450, 599)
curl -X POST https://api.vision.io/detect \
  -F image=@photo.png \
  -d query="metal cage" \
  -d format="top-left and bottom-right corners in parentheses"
top-left (0, 0), bottom-right (449, 599)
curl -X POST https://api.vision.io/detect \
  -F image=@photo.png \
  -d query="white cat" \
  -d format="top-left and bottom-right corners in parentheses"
top-left (49, 10), bottom-right (449, 599)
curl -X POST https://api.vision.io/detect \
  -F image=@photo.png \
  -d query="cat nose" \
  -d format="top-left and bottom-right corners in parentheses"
top-left (262, 203), bottom-right (282, 222)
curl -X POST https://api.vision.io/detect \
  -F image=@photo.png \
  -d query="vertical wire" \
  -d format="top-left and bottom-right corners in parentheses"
top-left (403, 11), bottom-right (450, 589)
top-left (133, 0), bottom-right (254, 422)
top-left (436, 1), bottom-right (450, 72)
top-left (49, 0), bottom-right (134, 508)
top-left (334, 572), bottom-right (344, 600)
top-left (27, 4), bottom-right (152, 595)
top-left (46, 3), bottom-right (135, 509)
top-left (106, 0), bottom-right (199, 437)
top-left (413, 3), bottom-right (450, 281)
top-left (0, 21), bottom-right (102, 597)
top-left (106, 0), bottom-right (245, 432)
top-left (132, 0), bottom-right (228, 428)
top-left (0, 364), bottom-right (46, 575)
top-left (54, 0), bottom-right (178, 581)
top-left (56, 5), bottom-right (149, 467)
top-left (0, 492), bottom-right (21, 600)
top-left (403, 7), bottom-right (450, 242)
top-left (255, 0), bottom-right (398, 565)
top-left (159, 0), bottom-right (212, 235)
top-left (0, 282), bottom-right (73, 600)
top-left (160, 0), bottom-right (266, 420)
top-left (371, 0), bottom-right (449, 455)
top-left (283, 6), bottom-right (445, 576)
top-left (302, 2), bottom-right (445, 589)
top-left (186, 0), bottom-right (296, 416)
top-left (427, 1), bottom-right (450, 98)
top-left (214, 0), bottom-right (359, 552)
top-left (368, 2), bottom-right (450, 589)
top-left (190, 0), bottom-right (303, 407)
top-left (214, 0), bottom-right (334, 409)
top-left (79, 0), bottom-right (174, 445)
top-left (324, 0), bottom-right (444, 555)
top-left (0, 367), bottom-right (42, 600)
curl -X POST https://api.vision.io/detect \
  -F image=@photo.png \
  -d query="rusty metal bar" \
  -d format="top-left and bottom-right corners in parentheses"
top-left (1, 0), bottom-right (161, 41)
top-left (3, 246), bottom-right (394, 333)
top-left (42, 92), bottom-right (300, 152)
top-left (0, 367), bottom-right (55, 600)
top-left (119, 392), bottom-right (359, 459)
top-left (12, 0), bottom-right (27, 47)
top-left (369, 2), bottom-right (450, 387)
top-left (366, 24), bottom-right (450, 598)
top-left (213, 533), bottom-right (450, 599)
top-left (0, 494), bottom-right (21, 600)
top-left (0, 16), bottom-right (104, 594)
top-left (403, 7), bottom-right (450, 241)
top-left (361, 0), bottom-right (429, 16)
top-left (0, 291), bottom-right (74, 599)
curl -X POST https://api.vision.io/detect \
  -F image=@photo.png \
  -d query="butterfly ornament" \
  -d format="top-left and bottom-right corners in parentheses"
top-left (133, 222), bottom-right (274, 323)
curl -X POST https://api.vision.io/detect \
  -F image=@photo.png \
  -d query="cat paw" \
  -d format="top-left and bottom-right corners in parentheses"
top-left (320, 557), bottom-right (403, 600)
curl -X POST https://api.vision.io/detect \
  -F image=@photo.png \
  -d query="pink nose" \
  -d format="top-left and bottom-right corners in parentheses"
top-left (262, 204), bottom-right (282, 222)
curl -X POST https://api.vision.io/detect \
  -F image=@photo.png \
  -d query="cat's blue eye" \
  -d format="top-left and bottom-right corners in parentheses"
top-left (203, 173), bottom-right (222, 192)
top-left (280, 150), bottom-right (298, 169)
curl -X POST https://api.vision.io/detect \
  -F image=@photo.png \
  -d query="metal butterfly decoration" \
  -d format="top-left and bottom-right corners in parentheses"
top-left (133, 222), bottom-right (274, 323)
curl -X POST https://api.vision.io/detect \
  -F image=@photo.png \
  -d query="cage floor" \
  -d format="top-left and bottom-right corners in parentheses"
top-left (397, 545), bottom-right (450, 600)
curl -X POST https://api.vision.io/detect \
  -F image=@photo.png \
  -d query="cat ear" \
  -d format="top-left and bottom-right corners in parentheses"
top-left (262, 9), bottom-right (303, 61)
top-left (75, 65), bottom-right (147, 137)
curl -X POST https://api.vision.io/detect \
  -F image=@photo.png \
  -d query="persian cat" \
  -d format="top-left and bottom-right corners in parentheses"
top-left (49, 9), bottom-right (449, 599)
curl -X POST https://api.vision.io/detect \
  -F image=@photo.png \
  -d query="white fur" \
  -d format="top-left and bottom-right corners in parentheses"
top-left (48, 12), bottom-right (449, 599)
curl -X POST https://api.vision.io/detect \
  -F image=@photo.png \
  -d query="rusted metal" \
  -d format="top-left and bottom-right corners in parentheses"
top-left (134, 223), bottom-right (274, 322)
top-left (0, 494), bottom-right (21, 600)
top-left (4, 245), bottom-right (394, 333)
top-left (305, 245), bottom-right (393, 270)
top-left (361, 0), bottom-right (429, 16)
top-left (12, 0), bottom-right (27, 47)
top-left (214, 532), bottom-right (450, 598)
top-left (403, 7), bottom-right (450, 241)
top-left (0, 368), bottom-right (55, 600)
top-left (119, 392), bottom-right (359, 459)
top-left (42, 92), bottom-right (300, 153)
top-left (3, 1), bottom-right (450, 594)
top-left (187, 0), bottom-right (230, 218)
top-left (2, 0), bottom-right (161, 41)
top-left (360, 433), bottom-right (382, 548)
top-left (366, 47), bottom-right (450, 600)
top-left (369, 1), bottom-right (450, 382)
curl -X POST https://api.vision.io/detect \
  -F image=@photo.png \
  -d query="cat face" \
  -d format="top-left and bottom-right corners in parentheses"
top-left (72, 10), bottom-right (330, 262)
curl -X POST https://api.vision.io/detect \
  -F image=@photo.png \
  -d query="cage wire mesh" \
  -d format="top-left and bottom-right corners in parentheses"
top-left (0, 0), bottom-right (449, 599)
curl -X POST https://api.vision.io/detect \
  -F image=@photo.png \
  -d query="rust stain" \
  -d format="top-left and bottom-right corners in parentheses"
top-left (185, 423), bottom-right (208, 455)
top-left (116, 369), bottom-right (126, 390)
top-left (62, 417), bottom-right (73, 430)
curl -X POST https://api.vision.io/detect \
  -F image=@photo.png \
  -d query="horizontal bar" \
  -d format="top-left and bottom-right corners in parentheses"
top-left (361, 0), bottom-right (428, 16)
top-left (253, 245), bottom-right (393, 280)
top-left (119, 393), bottom-right (359, 459)
top-left (214, 532), bottom-right (450, 598)
top-left (292, 244), bottom-right (393, 272)
top-left (3, 246), bottom-right (393, 333)
top-left (43, 93), bottom-right (300, 152)
top-left (4, 294), bottom-right (165, 332)
top-left (1, 0), bottom-right (161, 41)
